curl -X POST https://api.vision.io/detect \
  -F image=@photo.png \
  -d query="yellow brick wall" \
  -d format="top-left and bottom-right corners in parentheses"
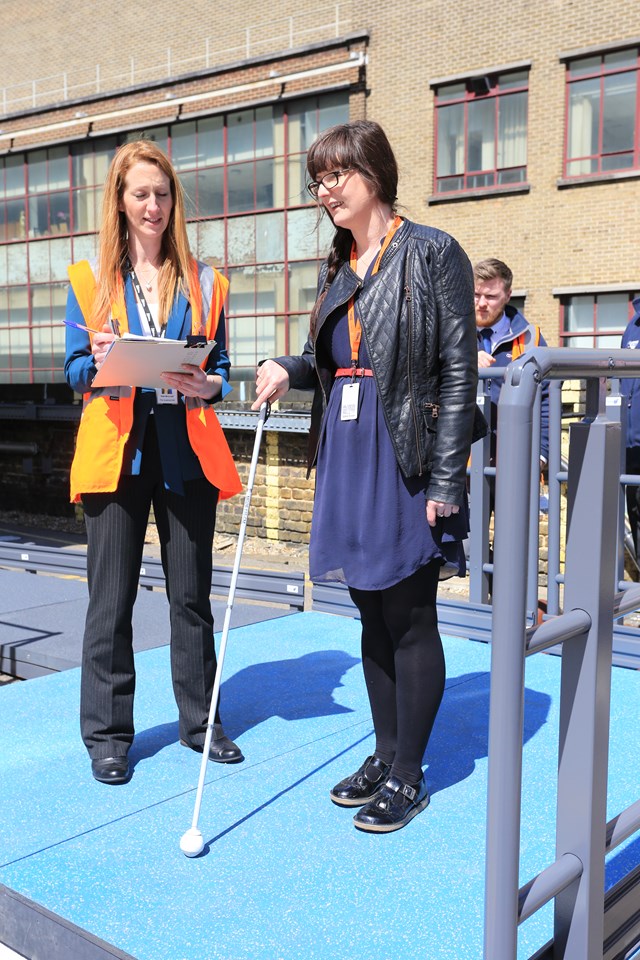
top-left (360, 0), bottom-right (640, 345)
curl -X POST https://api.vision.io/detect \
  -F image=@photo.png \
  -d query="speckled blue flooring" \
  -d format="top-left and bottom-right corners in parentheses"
top-left (1, 611), bottom-right (639, 960)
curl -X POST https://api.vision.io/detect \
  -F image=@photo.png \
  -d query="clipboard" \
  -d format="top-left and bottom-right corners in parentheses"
top-left (91, 335), bottom-right (216, 389)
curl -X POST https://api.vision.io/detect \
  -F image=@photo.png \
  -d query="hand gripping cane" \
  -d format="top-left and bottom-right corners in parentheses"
top-left (180, 401), bottom-right (270, 857)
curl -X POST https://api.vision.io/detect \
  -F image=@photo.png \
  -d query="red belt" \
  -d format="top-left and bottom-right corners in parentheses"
top-left (334, 367), bottom-right (373, 378)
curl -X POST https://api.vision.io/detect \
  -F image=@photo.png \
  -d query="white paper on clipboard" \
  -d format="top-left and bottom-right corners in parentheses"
top-left (91, 335), bottom-right (216, 389)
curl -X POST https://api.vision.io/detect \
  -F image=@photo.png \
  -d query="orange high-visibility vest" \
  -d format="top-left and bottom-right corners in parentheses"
top-left (511, 323), bottom-right (542, 360)
top-left (67, 259), bottom-right (242, 503)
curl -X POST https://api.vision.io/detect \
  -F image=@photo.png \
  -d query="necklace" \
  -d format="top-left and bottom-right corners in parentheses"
top-left (139, 263), bottom-right (159, 292)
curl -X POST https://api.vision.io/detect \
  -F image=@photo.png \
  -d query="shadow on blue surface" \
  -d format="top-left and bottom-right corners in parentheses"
top-left (425, 671), bottom-right (552, 796)
top-left (129, 649), bottom-right (361, 769)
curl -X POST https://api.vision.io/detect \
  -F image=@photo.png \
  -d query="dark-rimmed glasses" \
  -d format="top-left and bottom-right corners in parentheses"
top-left (306, 169), bottom-right (351, 198)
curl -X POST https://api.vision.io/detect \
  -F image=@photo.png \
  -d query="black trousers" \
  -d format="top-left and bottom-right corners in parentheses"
top-left (80, 417), bottom-right (219, 758)
top-left (348, 561), bottom-right (445, 784)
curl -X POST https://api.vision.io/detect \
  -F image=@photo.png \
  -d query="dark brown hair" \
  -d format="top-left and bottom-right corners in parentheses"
top-left (307, 120), bottom-right (399, 333)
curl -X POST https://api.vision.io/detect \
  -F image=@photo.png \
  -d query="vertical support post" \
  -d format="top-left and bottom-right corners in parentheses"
top-left (554, 378), bottom-right (618, 959)
top-left (547, 381), bottom-right (563, 615)
top-left (484, 361), bottom-right (537, 959)
top-left (527, 386), bottom-right (542, 621)
top-left (606, 379), bottom-right (629, 590)
top-left (469, 383), bottom-right (492, 605)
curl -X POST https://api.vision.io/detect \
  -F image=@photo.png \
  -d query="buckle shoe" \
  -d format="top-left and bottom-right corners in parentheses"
top-left (330, 755), bottom-right (391, 807)
top-left (353, 774), bottom-right (430, 832)
top-left (180, 724), bottom-right (244, 764)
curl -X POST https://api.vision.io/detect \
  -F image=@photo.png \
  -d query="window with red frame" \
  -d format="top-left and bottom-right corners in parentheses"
top-left (560, 292), bottom-right (640, 348)
top-left (565, 48), bottom-right (640, 177)
top-left (434, 70), bottom-right (528, 195)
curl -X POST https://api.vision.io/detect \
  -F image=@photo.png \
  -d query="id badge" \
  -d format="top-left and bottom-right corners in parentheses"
top-left (156, 387), bottom-right (178, 405)
top-left (340, 382), bottom-right (360, 421)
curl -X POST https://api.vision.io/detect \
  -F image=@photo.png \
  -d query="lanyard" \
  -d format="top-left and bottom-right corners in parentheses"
top-left (347, 215), bottom-right (402, 369)
top-left (126, 258), bottom-right (162, 338)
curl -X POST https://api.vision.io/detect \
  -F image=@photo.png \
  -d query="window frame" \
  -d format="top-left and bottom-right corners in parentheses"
top-left (432, 67), bottom-right (530, 198)
top-left (562, 45), bottom-right (640, 180)
top-left (557, 289), bottom-right (640, 348)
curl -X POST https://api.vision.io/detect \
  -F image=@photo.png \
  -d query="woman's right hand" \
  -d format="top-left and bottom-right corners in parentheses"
top-left (92, 324), bottom-right (116, 368)
top-left (252, 360), bottom-right (290, 410)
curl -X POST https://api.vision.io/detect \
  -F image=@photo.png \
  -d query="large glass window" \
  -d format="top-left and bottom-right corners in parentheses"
top-left (561, 292), bottom-right (640, 347)
top-left (0, 92), bottom-right (349, 384)
top-left (565, 48), bottom-right (640, 177)
top-left (434, 71), bottom-right (528, 195)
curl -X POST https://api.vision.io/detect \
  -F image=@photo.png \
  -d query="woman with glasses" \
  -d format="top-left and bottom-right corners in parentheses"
top-left (65, 140), bottom-right (243, 785)
top-left (253, 120), bottom-right (478, 832)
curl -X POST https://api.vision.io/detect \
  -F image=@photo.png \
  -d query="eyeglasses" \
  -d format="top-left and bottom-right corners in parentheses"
top-left (306, 169), bottom-right (351, 198)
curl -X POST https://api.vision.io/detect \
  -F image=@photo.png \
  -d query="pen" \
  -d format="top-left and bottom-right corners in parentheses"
top-left (63, 320), bottom-right (94, 334)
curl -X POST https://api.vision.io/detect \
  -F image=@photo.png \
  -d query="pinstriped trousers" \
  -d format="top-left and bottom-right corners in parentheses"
top-left (80, 416), bottom-right (220, 759)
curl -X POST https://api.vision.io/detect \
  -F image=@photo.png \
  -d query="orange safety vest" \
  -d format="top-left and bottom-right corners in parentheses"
top-left (511, 323), bottom-right (542, 360)
top-left (67, 259), bottom-right (242, 503)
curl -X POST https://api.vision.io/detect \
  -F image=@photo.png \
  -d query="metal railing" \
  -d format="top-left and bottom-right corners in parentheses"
top-left (484, 347), bottom-right (640, 960)
top-left (1, 6), bottom-right (350, 116)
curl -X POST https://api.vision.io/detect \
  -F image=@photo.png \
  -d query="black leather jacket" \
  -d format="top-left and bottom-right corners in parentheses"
top-left (274, 218), bottom-right (478, 505)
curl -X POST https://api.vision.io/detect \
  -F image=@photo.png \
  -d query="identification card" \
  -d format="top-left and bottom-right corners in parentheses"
top-left (156, 387), bottom-right (178, 405)
top-left (340, 382), bottom-right (360, 421)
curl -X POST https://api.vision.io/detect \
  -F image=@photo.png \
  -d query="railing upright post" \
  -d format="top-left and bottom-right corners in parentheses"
top-left (526, 386), bottom-right (542, 621)
top-left (484, 359), bottom-right (538, 959)
top-left (553, 380), bottom-right (619, 959)
top-left (546, 381), bottom-right (563, 615)
top-left (469, 383), bottom-right (491, 605)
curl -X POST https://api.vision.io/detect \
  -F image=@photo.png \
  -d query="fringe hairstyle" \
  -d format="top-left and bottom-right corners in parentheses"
top-left (92, 140), bottom-right (193, 330)
top-left (306, 120), bottom-right (399, 334)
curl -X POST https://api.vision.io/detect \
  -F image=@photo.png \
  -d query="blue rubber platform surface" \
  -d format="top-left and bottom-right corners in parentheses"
top-left (1, 611), bottom-right (639, 960)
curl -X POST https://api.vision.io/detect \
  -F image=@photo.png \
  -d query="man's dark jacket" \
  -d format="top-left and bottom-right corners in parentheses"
top-left (273, 218), bottom-right (478, 506)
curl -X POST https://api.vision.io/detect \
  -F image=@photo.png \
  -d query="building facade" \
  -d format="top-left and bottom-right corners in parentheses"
top-left (0, 0), bottom-right (638, 535)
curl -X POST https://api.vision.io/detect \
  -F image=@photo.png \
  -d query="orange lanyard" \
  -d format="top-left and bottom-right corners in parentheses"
top-left (347, 216), bottom-right (402, 367)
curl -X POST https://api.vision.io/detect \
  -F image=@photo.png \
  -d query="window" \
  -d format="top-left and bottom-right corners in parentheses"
top-left (0, 93), bottom-right (349, 383)
top-left (560, 291), bottom-right (640, 347)
top-left (434, 70), bottom-right (528, 195)
top-left (565, 48), bottom-right (640, 177)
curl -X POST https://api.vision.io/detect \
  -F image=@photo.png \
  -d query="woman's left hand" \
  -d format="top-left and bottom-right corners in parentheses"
top-left (160, 363), bottom-right (220, 400)
top-left (426, 500), bottom-right (459, 527)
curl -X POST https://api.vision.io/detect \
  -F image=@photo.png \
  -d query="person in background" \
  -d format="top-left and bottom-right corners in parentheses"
top-left (621, 295), bottom-right (640, 559)
top-left (474, 257), bottom-right (549, 472)
top-left (64, 140), bottom-right (242, 785)
top-left (253, 120), bottom-right (477, 833)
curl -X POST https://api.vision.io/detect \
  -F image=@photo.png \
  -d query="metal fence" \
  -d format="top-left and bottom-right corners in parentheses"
top-left (1, 5), bottom-right (350, 116)
top-left (483, 347), bottom-right (640, 959)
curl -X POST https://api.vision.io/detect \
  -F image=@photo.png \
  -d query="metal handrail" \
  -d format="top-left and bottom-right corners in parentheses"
top-left (484, 348), bottom-right (640, 960)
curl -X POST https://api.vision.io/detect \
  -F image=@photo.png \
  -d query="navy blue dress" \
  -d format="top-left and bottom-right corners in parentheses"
top-left (309, 281), bottom-right (468, 592)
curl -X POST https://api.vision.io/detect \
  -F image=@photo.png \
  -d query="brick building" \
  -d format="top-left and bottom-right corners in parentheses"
top-left (0, 0), bottom-right (638, 541)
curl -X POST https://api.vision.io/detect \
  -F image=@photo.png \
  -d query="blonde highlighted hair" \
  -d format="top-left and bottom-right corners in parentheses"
top-left (92, 140), bottom-right (193, 329)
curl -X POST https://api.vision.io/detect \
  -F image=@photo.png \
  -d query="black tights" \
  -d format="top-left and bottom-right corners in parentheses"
top-left (348, 561), bottom-right (445, 785)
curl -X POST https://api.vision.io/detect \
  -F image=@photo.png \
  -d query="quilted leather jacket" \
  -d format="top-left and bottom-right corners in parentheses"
top-left (274, 218), bottom-right (478, 505)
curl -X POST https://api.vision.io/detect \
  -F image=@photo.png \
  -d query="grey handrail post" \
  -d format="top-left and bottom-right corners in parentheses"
top-left (547, 380), bottom-right (563, 616)
top-left (484, 356), bottom-right (538, 958)
top-left (553, 378), bottom-right (619, 958)
top-left (527, 387), bottom-right (542, 621)
top-left (469, 383), bottom-right (492, 604)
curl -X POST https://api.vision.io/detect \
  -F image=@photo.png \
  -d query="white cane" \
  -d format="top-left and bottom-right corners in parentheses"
top-left (180, 400), bottom-right (270, 857)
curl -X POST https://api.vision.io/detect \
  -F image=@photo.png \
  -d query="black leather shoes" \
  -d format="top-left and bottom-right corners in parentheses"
top-left (181, 724), bottom-right (244, 763)
top-left (91, 756), bottom-right (130, 785)
top-left (353, 773), bottom-right (430, 832)
top-left (330, 755), bottom-right (391, 807)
